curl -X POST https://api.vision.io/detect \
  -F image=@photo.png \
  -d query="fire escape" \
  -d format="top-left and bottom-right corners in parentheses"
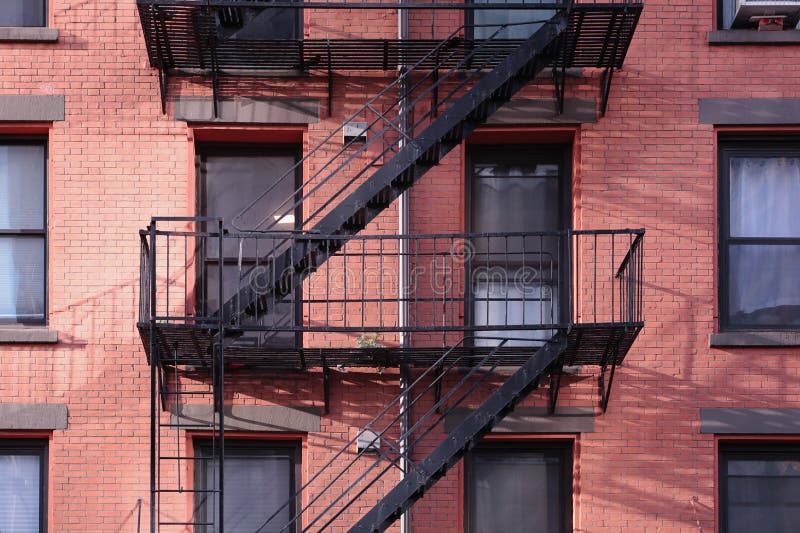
top-left (136, 0), bottom-right (644, 531)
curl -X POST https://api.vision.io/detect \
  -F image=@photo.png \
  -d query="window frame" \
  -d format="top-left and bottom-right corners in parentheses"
top-left (718, 442), bottom-right (800, 533)
top-left (718, 138), bottom-right (800, 331)
top-left (464, 144), bottom-right (572, 337)
top-left (0, 439), bottom-right (49, 533)
top-left (193, 439), bottom-right (302, 533)
top-left (0, 0), bottom-right (47, 28)
top-left (463, 440), bottom-right (573, 533)
top-left (195, 143), bottom-right (303, 347)
top-left (0, 137), bottom-right (48, 326)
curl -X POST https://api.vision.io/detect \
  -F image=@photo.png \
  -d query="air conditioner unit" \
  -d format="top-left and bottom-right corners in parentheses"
top-left (732, 0), bottom-right (800, 28)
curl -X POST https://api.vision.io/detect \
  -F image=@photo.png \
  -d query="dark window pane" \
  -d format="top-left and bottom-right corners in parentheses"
top-left (0, 454), bottom-right (41, 532)
top-left (197, 445), bottom-right (297, 533)
top-left (218, 5), bottom-right (301, 41)
top-left (0, 1), bottom-right (45, 27)
top-left (0, 237), bottom-right (45, 324)
top-left (473, 0), bottom-right (553, 39)
top-left (467, 447), bottom-right (568, 533)
top-left (728, 244), bottom-right (800, 327)
top-left (729, 156), bottom-right (800, 238)
top-left (472, 177), bottom-right (559, 235)
top-left (722, 448), bottom-right (800, 533)
top-left (0, 144), bottom-right (45, 230)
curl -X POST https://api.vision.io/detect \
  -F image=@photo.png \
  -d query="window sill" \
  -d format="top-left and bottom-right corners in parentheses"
top-left (710, 331), bottom-right (800, 347)
top-left (0, 27), bottom-right (59, 43)
top-left (708, 29), bottom-right (800, 45)
top-left (0, 327), bottom-right (58, 344)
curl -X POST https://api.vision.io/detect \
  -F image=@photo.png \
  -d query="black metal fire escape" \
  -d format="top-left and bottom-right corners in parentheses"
top-left (136, 1), bottom-right (644, 531)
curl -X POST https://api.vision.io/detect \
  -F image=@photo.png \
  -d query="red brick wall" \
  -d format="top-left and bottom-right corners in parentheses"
top-left (2, 0), bottom-right (800, 530)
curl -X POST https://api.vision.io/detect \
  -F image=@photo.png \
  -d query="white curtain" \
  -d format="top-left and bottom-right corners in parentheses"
top-left (0, 454), bottom-right (41, 533)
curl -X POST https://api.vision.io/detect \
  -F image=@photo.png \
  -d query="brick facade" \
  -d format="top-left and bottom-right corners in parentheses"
top-left (1, 0), bottom-right (799, 531)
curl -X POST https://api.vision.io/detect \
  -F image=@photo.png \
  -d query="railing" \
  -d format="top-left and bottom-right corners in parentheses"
top-left (139, 219), bottom-right (643, 348)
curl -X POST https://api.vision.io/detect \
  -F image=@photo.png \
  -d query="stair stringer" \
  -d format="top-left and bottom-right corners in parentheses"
top-left (350, 332), bottom-right (568, 533)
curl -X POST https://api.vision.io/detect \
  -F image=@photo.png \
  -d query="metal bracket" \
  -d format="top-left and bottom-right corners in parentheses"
top-left (599, 66), bottom-right (615, 117)
top-left (552, 66), bottom-right (566, 115)
top-left (322, 361), bottom-right (331, 415)
top-left (598, 335), bottom-right (622, 413)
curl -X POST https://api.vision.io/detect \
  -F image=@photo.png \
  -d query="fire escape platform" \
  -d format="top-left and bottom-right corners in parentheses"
top-left (138, 321), bottom-right (642, 371)
top-left (138, 2), bottom-right (641, 74)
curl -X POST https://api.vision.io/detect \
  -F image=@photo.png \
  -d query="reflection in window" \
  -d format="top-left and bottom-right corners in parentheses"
top-left (0, 142), bottom-right (46, 325)
top-left (0, 1), bottom-right (46, 27)
top-left (720, 144), bottom-right (800, 329)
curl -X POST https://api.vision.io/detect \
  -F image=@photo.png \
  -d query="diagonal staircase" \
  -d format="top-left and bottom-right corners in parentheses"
top-left (245, 333), bottom-right (567, 533)
top-left (216, 10), bottom-right (570, 326)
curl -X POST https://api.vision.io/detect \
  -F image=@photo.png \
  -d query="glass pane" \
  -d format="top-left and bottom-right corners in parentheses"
top-left (204, 263), bottom-right (297, 347)
top-left (470, 452), bottom-right (562, 533)
top-left (0, 144), bottom-right (45, 230)
top-left (472, 176), bottom-right (559, 235)
top-left (473, 0), bottom-right (554, 39)
top-left (473, 274), bottom-right (558, 347)
top-left (730, 156), bottom-right (800, 238)
top-left (0, 454), bottom-right (41, 533)
top-left (728, 244), bottom-right (800, 327)
top-left (201, 453), bottom-right (293, 533)
top-left (0, 237), bottom-right (45, 324)
top-left (0, 1), bottom-right (45, 27)
top-left (204, 153), bottom-right (297, 257)
top-left (725, 456), bottom-right (800, 533)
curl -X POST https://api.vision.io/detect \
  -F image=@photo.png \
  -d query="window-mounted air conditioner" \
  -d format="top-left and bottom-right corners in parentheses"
top-left (732, 0), bottom-right (800, 29)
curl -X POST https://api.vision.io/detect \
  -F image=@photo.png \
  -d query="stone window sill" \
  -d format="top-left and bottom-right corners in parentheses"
top-left (710, 331), bottom-right (800, 347)
top-left (0, 327), bottom-right (59, 344)
top-left (0, 27), bottom-right (59, 43)
top-left (709, 30), bottom-right (800, 45)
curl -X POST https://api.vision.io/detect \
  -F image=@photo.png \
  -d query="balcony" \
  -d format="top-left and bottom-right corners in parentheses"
top-left (138, 218), bottom-right (643, 371)
top-left (135, 0), bottom-right (643, 113)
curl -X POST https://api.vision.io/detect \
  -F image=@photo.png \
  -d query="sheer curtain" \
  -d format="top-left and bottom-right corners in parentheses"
top-left (728, 157), bottom-right (800, 325)
top-left (0, 454), bottom-right (41, 533)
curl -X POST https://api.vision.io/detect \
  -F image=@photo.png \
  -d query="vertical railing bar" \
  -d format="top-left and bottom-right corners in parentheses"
top-left (379, 237), bottom-right (384, 328)
top-left (166, 234), bottom-right (170, 320)
top-left (217, 219), bottom-right (225, 533)
top-left (504, 235), bottom-right (509, 330)
top-left (343, 239), bottom-right (348, 330)
top-left (432, 236), bottom-right (437, 341)
top-left (484, 236), bottom-right (490, 328)
top-left (521, 235), bottom-right (526, 326)
top-left (149, 222), bottom-right (157, 532)
top-left (325, 239), bottom-right (330, 329)
top-left (184, 234), bottom-right (189, 318)
top-left (593, 232), bottom-right (597, 322)
top-left (362, 239), bottom-right (366, 330)
top-left (611, 234), bottom-right (615, 325)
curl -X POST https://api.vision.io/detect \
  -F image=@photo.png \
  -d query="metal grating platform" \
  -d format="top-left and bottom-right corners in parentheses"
top-left (138, 321), bottom-right (642, 371)
top-left (137, 2), bottom-right (642, 73)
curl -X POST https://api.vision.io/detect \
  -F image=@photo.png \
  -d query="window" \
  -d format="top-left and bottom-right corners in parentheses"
top-left (467, 145), bottom-right (570, 346)
top-left (0, 1), bottom-right (46, 27)
top-left (216, 1), bottom-right (302, 41)
top-left (465, 441), bottom-right (572, 533)
top-left (718, 1), bottom-right (800, 30)
top-left (0, 140), bottom-right (47, 326)
top-left (0, 440), bottom-right (48, 533)
top-left (719, 443), bottom-right (800, 533)
top-left (719, 141), bottom-right (800, 330)
top-left (468, 0), bottom-right (554, 40)
top-left (194, 440), bottom-right (301, 533)
top-left (196, 144), bottom-right (301, 347)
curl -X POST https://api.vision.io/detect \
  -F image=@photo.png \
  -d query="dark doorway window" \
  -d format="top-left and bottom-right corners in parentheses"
top-left (216, 1), bottom-right (302, 41)
top-left (0, 440), bottom-right (48, 533)
top-left (719, 140), bottom-right (800, 330)
top-left (196, 144), bottom-right (301, 347)
top-left (468, 1), bottom-right (555, 40)
top-left (465, 441), bottom-right (573, 533)
top-left (719, 444), bottom-right (800, 533)
top-left (467, 145), bottom-right (570, 345)
top-left (195, 440), bottom-right (301, 533)
top-left (0, 1), bottom-right (46, 27)
top-left (0, 140), bottom-right (47, 325)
